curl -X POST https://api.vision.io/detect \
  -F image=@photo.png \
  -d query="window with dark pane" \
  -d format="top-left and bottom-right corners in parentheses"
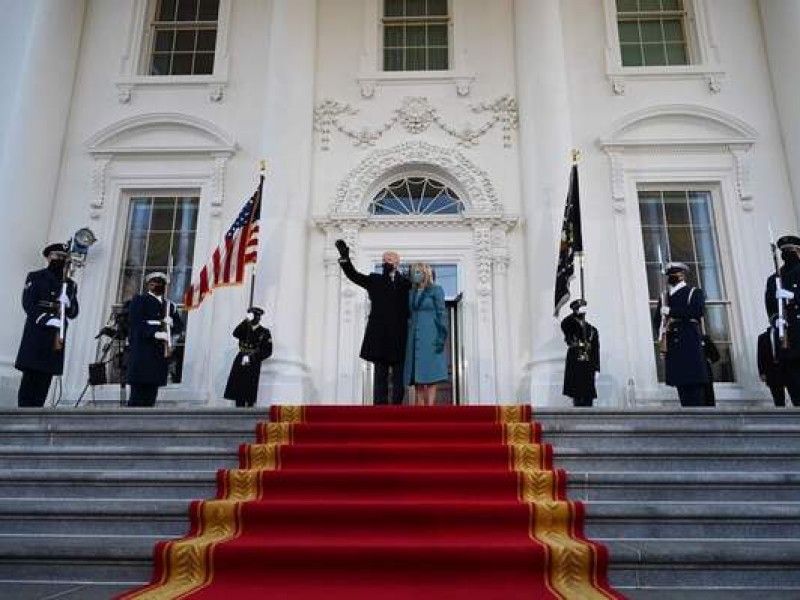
top-left (637, 189), bottom-right (735, 382)
top-left (117, 195), bottom-right (200, 383)
top-left (617, 0), bottom-right (690, 67)
top-left (148, 0), bottom-right (219, 75)
top-left (382, 0), bottom-right (449, 71)
top-left (370, 177), bottom-right (463, 216)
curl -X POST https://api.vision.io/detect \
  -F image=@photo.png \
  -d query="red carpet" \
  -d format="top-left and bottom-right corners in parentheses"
top-left (118, 405), bottom-right (623, 599)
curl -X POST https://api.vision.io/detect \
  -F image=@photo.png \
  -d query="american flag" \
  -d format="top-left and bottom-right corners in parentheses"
top-left (183, 175), bottom-right (263, 310)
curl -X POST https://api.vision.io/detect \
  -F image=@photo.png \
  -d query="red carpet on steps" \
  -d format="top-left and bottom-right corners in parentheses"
top-left (118, 405), bottom-right (624, 599)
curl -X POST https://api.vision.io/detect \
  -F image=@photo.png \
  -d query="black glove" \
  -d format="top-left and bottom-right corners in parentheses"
top-left (335, 239), bottom-right (350, 260)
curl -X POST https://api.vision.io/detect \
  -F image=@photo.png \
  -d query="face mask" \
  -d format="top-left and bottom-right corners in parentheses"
top-left (246, 312), bottom-right (255, 322)
top-left (781, 249), bottom-right (800, 264)
top-left (412, 271), bottom-right (424, 284)
top-left (48, 260), bottom-right (66, 273)
top-left (382, 262), bottom-right (394, 276)
top-left (150, 283), bottom-right (166, 296)
top-left (577, 306), bottom-right (588, 315)
top-left (667, 275), bottom-right (681, 286)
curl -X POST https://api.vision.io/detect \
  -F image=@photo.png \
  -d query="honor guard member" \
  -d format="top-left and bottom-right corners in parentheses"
top-left (654, 262), bottom-right (709, 407)
top-left (15, 242), bottom-right (79, 407)
top-left (561, 299), bottom-right (600, 408)
top-left (126, 272), bottom-right (183, 407)
top-left (224, 307), bottom-right (273, 408)
top-left (335, 240), bottom-right (411, 405)
top-left (764, 235), bottom-right (800, 405)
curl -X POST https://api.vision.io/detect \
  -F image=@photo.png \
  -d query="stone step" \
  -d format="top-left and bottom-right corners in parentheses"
top-left (0, 535), bottom-right (798, 590)
top-left (3, 498), bottom-right (800, 540)
top-left (0, 470), bottom-right (797, 502)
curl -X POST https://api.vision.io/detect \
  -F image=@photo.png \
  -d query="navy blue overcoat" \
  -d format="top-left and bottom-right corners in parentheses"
top-left (655, 285), bottom-right (708, 387)
top-left (127, 293), bottom-right (183, 386)
top-left (15, 268), bottom-right (79, 375)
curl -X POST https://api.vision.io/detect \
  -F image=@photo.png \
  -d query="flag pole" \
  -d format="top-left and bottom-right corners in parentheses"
top-left (248, 159), bottom-right (267, 309)
top-left (571, 148), bottom-right (585, 302)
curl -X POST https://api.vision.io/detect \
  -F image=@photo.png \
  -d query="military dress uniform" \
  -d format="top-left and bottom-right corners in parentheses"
top-left (764, 235), bottom-right (800, 405)
top-left (758, 324), bottom-right (787, 406)
top-left (337, 243), bottom-right (410, 405)
top-left (224, 317), bottom-right (272, 408)
top-left (127, 289), bottom-right (183, 407)
top-left (561, 302), bottom-right (600, 408)
top-left (654, 268), bottom-right (708, 407)
top-left (15, 260), bottom-right (79, 407)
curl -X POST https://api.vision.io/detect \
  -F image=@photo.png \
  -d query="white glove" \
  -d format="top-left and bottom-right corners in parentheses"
top-left (162, 316), bottom-right (173, 327)
top-left (776, 288), bottom-right (795, 301)
top-left (660, 306), bottom-right (670, 316)
top-left (45, 318), bottom-right (62, 329)
top-left (58, 290), bottom-right (70, 309)
top-left (241, 355), bottom-right (251, 366)
top-left (594, 372), bottom-right (600, 383)
top-left (154, 331), bottom-right (169, 342)
top-left (146, 320), bottom-right (162, 326)
top-left (775, 317), bottom-right (788, 330)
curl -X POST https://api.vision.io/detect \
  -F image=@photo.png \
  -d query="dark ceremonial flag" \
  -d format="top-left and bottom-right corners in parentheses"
top-left (554, 163), bottom-right (583, 316)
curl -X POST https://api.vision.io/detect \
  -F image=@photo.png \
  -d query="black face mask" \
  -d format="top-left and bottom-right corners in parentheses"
top-left (667, 275), bottom-right (681, 286)
top-left (382, 263), bottom-right (394, 276)
top-left (48, 260), bottom-right (66, 274)
top-left (781, 249), bottom-right (800, 265)
top-left (150, 284), bottom-right (166, 296)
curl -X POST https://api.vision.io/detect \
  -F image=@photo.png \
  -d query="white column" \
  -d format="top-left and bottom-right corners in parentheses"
top-left (759, 0), bottom-right (800, 219)
top-left (0, 0), bottom-right (86, 405)
top-left (513, 0), bottom-right (574, 407)
top-left (256, 0), bottom-right (318, 404)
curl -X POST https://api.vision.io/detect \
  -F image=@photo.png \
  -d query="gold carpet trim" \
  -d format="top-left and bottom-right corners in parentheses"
top-left (245, 443), bottom-right (281, 470)
top-left (529, 502), bottom-right (616, 600)
top-left (497, 406), bottom-right (526, 424)
top-left (504, 423), bottom-right (533, 445)
top-left (264, 422), bottom-right (292, 444)
top-left (223, 469), bottom-right (263, 501)
top-left (276, 405), bottom-right (305, 423)
top-left (122, 501), bottom-right (243, 600)
top-left (517, 469), bottom-right (557, 502)
top-left (509, 443), bottom-right (545, 472)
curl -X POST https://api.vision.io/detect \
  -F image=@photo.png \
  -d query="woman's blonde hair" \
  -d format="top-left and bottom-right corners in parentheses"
top-left (409, 263), bottom-right (434, 289)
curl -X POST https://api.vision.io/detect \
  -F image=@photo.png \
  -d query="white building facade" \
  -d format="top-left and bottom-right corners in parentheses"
top-left (0, 0), bottom-right (798, 408)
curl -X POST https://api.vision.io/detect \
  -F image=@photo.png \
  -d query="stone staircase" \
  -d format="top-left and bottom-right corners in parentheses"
top-left (0, 407), bottom-right (799, 599)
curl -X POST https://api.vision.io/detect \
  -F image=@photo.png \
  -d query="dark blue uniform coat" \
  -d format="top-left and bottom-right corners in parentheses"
top-left (15, 268), bottom-right (79, 375)
top-left (654, 285), bottom-right (708, 387)
top-left (224, 321), bottom-right (272, 405)
top-left (127, 293), bottom-right (183, 386)
top-left (561, 314), bottom-right (600, 401)
top-left (765, 261), bottom-right (800, 360)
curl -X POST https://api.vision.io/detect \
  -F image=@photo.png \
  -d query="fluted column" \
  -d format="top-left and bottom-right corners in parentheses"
top-left (0, 0), bottom-right (86, 405)
top-left (759, 0), bottom-right (800, 219)
top-left (256, 0), bottom-right (318, 404)
top-left (514, 0), bottom-right (574, 406)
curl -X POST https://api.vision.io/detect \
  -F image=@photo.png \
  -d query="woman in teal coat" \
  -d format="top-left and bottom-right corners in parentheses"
top-left (404, 263), bottom-right (449, 405)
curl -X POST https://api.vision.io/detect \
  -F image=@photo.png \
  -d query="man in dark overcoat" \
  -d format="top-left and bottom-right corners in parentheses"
top-left (654, 262), bottom-right (708, 407)
top-left (15, 242), bottom-right (79, 407)
top-left (224, 306), bottom-right (272, 408)
top-left (764, 234), bottom-right (800, 405)
top-left (127, 272), bottom-right (183, 407)
top-left (335, 240), bottom-right (410, 405)
top-left (561, 299), bottom-right (600, 408)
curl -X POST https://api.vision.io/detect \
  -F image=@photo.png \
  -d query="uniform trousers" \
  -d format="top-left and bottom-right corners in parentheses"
top-left (18, 370), bottom-right (53, 407)
top-left (128, 384), bottom-right (159, 407)
top-left (572, 396), bottom-right (593, 408)
top-left (677, 384), bottom-right (706, 407)
top-left (783, 359), bottom-right (800, 407)
top-left (374, 361), bottom-right (405, 405)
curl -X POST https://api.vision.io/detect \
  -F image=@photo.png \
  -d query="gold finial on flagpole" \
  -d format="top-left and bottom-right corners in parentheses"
top-left (259, 159), bottom-right (268, 175)
top-left (571, 149), bottom-right (581, 164)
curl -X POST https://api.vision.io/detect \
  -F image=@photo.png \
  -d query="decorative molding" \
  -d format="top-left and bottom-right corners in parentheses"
top-left (473, 224), bottom-right (493, 297)
top-left (90, 155), bottom-right (113, 211)
top-left (730, 146), bottom-right (754, 211)
top-left (314, 95), bottom-right (518, 150)
top-left (210, 154), bottom-right (229, 207)
top-left (605, 150), bottom-right (626, 212)
top-left (356, 72), bottom-right (476, 99)
top-left (327, 141), bottom-right (504, 216)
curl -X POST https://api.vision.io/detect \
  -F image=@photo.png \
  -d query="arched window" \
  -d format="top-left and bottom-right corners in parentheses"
top-left (369, 176), bottom-right (463, 216)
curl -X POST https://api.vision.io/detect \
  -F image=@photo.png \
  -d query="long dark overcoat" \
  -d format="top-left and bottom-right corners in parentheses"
top-left (561, 314), bottom-right (600, 400)
top-left (765, 261), bottom-right (800, 360)
top-left (339, 259), bottom-right (410, 364)
top-left (15, 269), bottom-right (79, 375)
top-left (654, 285), bottom-right (708, 387)
top-left (127, 293), bottom-right (183, 386)
top-left (224, 321), bottom-right (272, 404)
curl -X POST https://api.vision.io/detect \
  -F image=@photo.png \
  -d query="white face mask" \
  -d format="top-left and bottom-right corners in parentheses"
top-left (577, 306), bottom-right (588, 315)
top-left (245, 312), bottom-right (255, 322)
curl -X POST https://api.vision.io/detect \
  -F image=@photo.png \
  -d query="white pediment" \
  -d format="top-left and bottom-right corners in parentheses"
top-left (601, 105), bottom-right (757, 149)
top-left (86, 113), bottom-right (238, 155)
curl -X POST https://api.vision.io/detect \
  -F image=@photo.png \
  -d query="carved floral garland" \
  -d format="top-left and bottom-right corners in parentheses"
top-left (314, 95), bottom-right (518, 150)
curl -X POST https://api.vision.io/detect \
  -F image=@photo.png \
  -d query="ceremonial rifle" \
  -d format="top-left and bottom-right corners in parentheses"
top-left (656, 245), bottom-right (670, 355)
top-left (769, 224), bottom-right (789, 350)
top-left (163, 255), bottom-right (173, 358)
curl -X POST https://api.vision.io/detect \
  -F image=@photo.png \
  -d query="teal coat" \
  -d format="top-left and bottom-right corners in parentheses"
top-left (404, 284), bottom-right (449, 385)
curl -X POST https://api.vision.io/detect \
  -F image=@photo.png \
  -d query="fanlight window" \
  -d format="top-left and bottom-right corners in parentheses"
top-left (370, 177), bottom-right (463, 216)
